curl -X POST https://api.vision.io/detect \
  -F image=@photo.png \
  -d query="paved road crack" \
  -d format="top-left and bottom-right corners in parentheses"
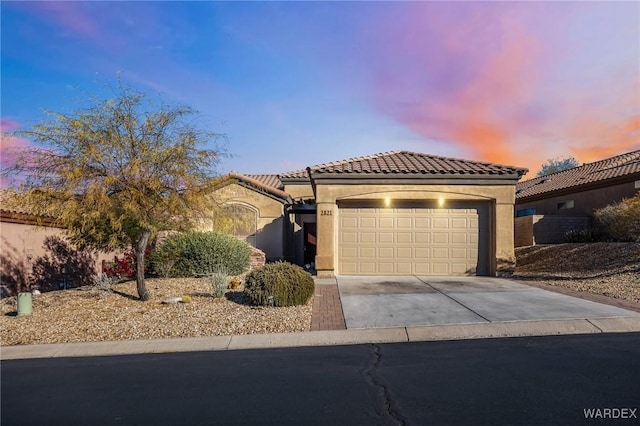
top-left (364, 344), bottom-right (406, 426)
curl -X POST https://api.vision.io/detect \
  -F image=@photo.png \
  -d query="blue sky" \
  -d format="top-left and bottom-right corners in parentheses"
top-left (2, 1), bottom-right (639, 178)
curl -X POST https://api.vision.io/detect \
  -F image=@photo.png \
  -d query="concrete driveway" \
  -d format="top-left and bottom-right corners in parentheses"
top-left (337, 276), bottom-right (640, 329)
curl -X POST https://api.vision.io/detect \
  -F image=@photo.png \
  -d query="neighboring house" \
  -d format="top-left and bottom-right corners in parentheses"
top-left (514, 150), bottom-right (640, 246)
top-left (0, 191), bottom-right (113, 294)
top-left (214, 150), bottom-right (527, 277)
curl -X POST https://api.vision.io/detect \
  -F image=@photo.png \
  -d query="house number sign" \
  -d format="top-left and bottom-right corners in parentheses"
top-left (320, 210), bottom-right (333, 216)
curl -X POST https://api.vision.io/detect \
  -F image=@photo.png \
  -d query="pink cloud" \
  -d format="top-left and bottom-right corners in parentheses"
top-left (1, 118), bottom-right (34, 187)
top-left (12, 1), bottom-right (98, 38)
top-left (10, 2), bottom-right (128, 52)
top-left (362, 2), bottom-right (639, 174)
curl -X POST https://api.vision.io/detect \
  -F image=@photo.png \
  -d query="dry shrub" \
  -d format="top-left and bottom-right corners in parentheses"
top-left (595, 195), bottom-right (640, 242)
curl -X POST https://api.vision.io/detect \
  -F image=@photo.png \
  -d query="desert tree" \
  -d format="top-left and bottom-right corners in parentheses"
top-left (536, 156), bottom-right (579, 177)
top-left (4, 84), bottom-right (228, 300)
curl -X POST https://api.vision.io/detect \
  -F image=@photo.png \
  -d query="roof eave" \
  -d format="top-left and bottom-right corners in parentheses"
top-left (516, 172), bottom-right (640, 203)
top-left (216, 173), bottom-right (292, 204)
top-left (309, 172), bottom-right (524, 186)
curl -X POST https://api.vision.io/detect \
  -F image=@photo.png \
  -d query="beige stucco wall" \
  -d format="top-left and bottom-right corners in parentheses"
top-left (516, 180), bottom-right (639, 217)
top-left (312, 183), bottom-right (517, 277)
top-left (211, 183), bottom-right (286, 260)
top-left (1, 220), bottom-right (113, 292)
top-left (283, 183), bottom-right (314, 200)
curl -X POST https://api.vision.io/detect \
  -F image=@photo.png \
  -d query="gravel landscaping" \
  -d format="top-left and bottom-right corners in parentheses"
top-left (1, 278), bottom-right (312, 346)
top-left (3, 242), bottom-right (638, 347)
top-left (513, 243), bottom-right (640, 304)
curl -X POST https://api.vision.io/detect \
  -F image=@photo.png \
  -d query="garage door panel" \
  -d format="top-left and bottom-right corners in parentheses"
top-left (362, 218), bottom-right (377, 228)
top-left (432, 263), bottom-right (450, 274)
top-left (415, 247), bottom-right (431, 258)
top-left (433, 233), bottom-right (449, 244)
top-left (341, 262), bottom-right (358, 274)
top-left (361, 232), bottom-right (376, 243)
top-left (339, 203), bottom-right (488, 276)
top-left (415, 233), bottom-right (431, 244)
top-left (451, 248), bottom-right (468, 259)
top-left (341, 247), bottom-right (358, 258)
top-left (359, 262), bottom-right (376, 274)
top-left (451, 263), bottom-right (470, 274)
top-left (342, 217), bottom-right (358, 228)
top-left (451, 233), bottom-right (468, 244)
top-left (397, 217), bottom-right (412, 228)
top-left (415, 263), bottom-right (431, 274)
top-left (451, 218), bottom-right (468, 228)
top-left (397, 232), bottom-right (412, 243)
top-left (432, 247), bottom-right (449, 258)
top-left (415, 218), bottom-right (431, 228)
top-left (378, 233), bottom-right (394, 243)
top-left (378, 217), bottom-right (394, 228)
top-left (396, 247), bottom-right (412, 259)
top-left (360, 247), bottom-right (376, 258)
top-left (433, 218), bottom-right (449, 229)
top-left (378, 247), bottom-right (395, 259)
top-left (396, 263), bottom-right (412, 274)
top-left (342, 232), bottom-right (358, 243)
top-left (378, 262), bottom-right (395, 274)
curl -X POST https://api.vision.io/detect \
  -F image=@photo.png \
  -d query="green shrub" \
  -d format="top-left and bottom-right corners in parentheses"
top-left (244, 261), bottom-right (314, 307)
top-left (208, 270), bottom-right (228, 298)
top-left (594, 195), bottom-right (640, 242)
top-left (564, 227), bottom-right (603, 243)
top-left (150, 231), bottom-right (251, 277)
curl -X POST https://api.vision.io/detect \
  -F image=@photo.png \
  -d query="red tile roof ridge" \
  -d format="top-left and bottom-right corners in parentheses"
top-left (227, 172), bottom-right (291, 201)
top-left (278, 168), bottom-right (309, 179)
top-left (308, 150), bottom-right (527, 175)
top-left (518, 149), bottom-right (640, 185)
top-left (516, 149), bottom-right (640, 199)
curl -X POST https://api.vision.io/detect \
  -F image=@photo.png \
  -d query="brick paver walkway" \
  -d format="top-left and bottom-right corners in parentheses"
top-left (311, 280), bottom-right (346, 331)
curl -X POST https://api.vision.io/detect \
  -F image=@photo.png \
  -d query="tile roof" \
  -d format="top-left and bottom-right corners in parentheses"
top-left (516, 150), bottom-right (640, 199)
top-left (308, 150), bottom-right (528, 176)
top-left (227, 172), bottom-right (291, 202)
top-left (0, 189), bottom-right (57, 225)
top-left (245, 174), bottom-right (283, 190)
top-left (278, 169), bottom-right (309, 181)
top-left (0, 189), bottom-right (27, 215)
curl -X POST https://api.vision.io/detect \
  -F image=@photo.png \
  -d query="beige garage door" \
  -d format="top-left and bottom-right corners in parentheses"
top-left (338, 201), bottom-right (489, 275)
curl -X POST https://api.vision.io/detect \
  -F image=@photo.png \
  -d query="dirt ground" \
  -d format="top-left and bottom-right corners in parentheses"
top-left (513, 242), bottom-right (640, 304)
top-left (1, 278), bottom-right (312, 346)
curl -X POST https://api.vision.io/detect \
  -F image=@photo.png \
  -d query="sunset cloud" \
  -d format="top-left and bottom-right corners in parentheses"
top-left (1, 2), bottom-right (637, 176)
top-left (0, 118), bottom-right (33, 187)
top-left (362, 2), bottom-right (639, 174)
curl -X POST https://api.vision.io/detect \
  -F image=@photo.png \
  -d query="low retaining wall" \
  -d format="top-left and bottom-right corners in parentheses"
top-left (514, 215), bottom-right (591, 247)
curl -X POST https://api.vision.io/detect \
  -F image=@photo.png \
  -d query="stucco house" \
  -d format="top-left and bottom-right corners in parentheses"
top-left (514, 150), bottom-right (640, 246)
top-left (0, 191), bottom-right (113, 294)
top-left (213, 150), bottom-right (527, 277)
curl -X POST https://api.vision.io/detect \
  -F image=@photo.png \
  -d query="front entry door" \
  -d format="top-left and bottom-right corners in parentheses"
top-left (303, 222), bottom-right (317, 265)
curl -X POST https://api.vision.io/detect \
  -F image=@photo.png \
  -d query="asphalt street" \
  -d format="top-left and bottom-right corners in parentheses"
top-left (2, 333), bottom-right (640, 425)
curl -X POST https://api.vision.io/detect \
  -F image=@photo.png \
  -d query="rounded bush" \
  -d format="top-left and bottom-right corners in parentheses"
top-left (150, 231), bottom-right (251, 277)
top-left (595, 195), bottom-right (640, 242)
top-left (244, 261), bottom-right (314, 307)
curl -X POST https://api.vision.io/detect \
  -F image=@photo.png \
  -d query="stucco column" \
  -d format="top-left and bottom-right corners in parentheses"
top-left (315, 202), bottom-right (336, 278)
top-left (495, 202), bottom-right (516, 274)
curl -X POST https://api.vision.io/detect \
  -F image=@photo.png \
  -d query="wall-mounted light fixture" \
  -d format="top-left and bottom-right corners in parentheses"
top-left (384, 197), bottom-right (391, 207)
top-left (438, 197), bottom-right (445, 207)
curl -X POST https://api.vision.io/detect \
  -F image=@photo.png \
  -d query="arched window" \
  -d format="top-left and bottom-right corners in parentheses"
top-left (222, 204), bottom-right (258, 246)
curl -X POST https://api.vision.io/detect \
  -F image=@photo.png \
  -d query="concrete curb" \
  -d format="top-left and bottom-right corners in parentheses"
top-left (2, 317), bottom-right (640, 361)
